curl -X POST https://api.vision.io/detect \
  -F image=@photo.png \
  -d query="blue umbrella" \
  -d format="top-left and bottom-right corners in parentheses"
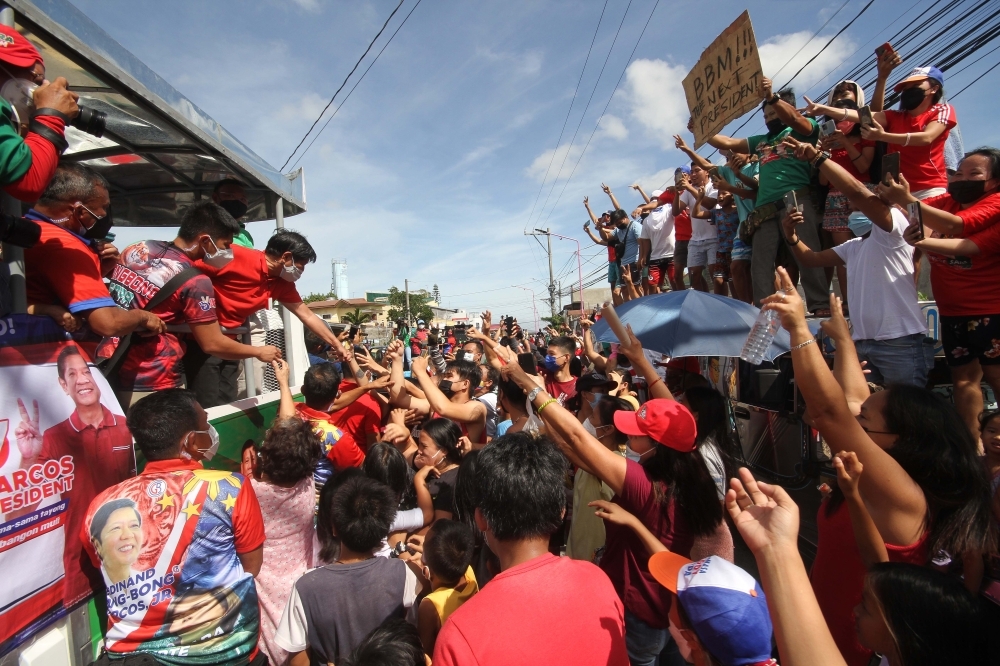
top-left (590, 291), bottom-right (792, 361)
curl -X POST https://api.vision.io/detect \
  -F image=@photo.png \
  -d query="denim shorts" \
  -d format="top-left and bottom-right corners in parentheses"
top-left (687, 239), bottom-right (718, 267)
top-left (608, 261), bottom-right (621, 285)
top-left (855, 333), bottom-right (936, 387)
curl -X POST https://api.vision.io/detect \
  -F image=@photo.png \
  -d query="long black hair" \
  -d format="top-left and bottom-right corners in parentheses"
top-left (642, 445), bottom-right (723, 537)
top-left (421, 418), bottom-right (464, 465)
top-left (683, 386), bottom-right (740, 483)
top-left (363, 443), bottom-right (413, 507)
top-left (880, 385), bottom-right (996, 559)
top-left (453, 450), bottom-right (480, 530)
top-left (866, 562), bottom-right (988, 666)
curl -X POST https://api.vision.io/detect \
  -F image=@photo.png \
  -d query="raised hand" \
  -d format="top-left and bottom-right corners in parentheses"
top-left (33, 77), bottom-right (79, 118)
top-left (256, 345), bottom-right (282, 363)
top-left (759, 77), bottom-right (773, 100)
top-left (876, 48), bottom-right (902, 79)
top-left (725, 467), bottom-right (800, 556)
top-left (780, 135), bottom-right (817, 162)
top-left (761, 267), bottom-right (808, 335)
top-left (365, 375), bottom-right (394, 392)
top-left (589, 499), bottom-right (640, 529)
top-left (819, 294), bottom-right (851, 341)
top-left (833, 450), bottom-right (863, 499)
top-left (270, 358), bottom-right (290, 386)
top-left (673, 134), bottom-right (690, 152)
top-left (801, 95), bottom-right (822, 117)
top-left (583, 196), bottom-right (590, 206)
top-left (616, 323), bottom-right (645, 362)
top-left (876, 173), bottom-right (912, 206)
top-left (859, 116), bottom-right (885, 142)
top-left (601, 183), bottom-right (612, 195)
top-left (381, 422), bottom-right (410, 445)
top-left (15, 398), bottom-right (42, 461)
top-left (457, 435), bottom-right (473, 457)
top-left (410, 355), bottom-right (429, 376)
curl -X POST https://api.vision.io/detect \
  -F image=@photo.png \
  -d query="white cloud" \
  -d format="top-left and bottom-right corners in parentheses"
top-left (623, 59), bottom-right (691, 149)
top-left (525, 143), bottom-right (583, 182)
top-left (758, 30), bottom-right (857, 97)
top-left (475, 47), bottom-right (544, 78)
top-left (596, 114), bottom-right (628, 141)
top-left (287, 0), bottom-right (321, 11)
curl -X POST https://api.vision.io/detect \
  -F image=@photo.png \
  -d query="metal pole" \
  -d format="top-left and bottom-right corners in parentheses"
top-left (0, 5), bottom-right (25, 314)
top-left (405, 278), bottom-right (411, 325)
top-left (576, 240), bottom-right (584, 316)
top-left (546, 229), bottom-right (555, 317)
top-left (275, 196), bottom-right (285, 229)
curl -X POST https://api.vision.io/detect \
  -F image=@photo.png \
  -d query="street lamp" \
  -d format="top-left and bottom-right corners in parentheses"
top-left (535, 229), bottom-right (584, 318)
top-left (513, 285), bottom-right (539, 333)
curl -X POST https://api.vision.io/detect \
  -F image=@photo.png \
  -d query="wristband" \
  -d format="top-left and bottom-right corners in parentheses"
top-left (790, 339), bottom-right (815, 351)
top-left (527, 386), bottom-right (543, 403)
top-left (904, 132), bottom-right (911, 147)
top-left (765, 93), bottom-right (780, 106)
top-left (536, 398), bottom-right (558, 414)
top-left (647, 377), bottom-right (663, 391)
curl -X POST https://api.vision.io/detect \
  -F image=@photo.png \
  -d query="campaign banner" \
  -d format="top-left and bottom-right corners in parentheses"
top-left (0, 338), bottom-right (134, 649)
top-left (683, 11), bottom-right (763, 148)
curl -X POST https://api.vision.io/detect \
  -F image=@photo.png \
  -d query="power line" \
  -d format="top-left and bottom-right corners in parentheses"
top-left (530, 0), bottom-right (637, 229)
top-left (769, 0), bottom-right (853, 82)
top-left (288, 0), bottom-right (425, 170)
top-left (280, 0), bottom-right (408, 171)
top-left (950, 56), bottom-right (1000, 98)
top-left (525, 0), bottom-right (611, 231)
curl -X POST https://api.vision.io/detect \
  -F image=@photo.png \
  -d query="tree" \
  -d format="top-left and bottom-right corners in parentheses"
top-left (541, 314), bottom-right (567, 330)
top-left (386, 286), bottom-right (434, 324)
top-left (303, 290), bottom-right (338, 304)
top-left (342, 308), bottom-right (375, 326)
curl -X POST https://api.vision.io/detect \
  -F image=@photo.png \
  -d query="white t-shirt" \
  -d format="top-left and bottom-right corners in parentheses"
top-left (477, 391), bottom-right (498, 438)
top-left (699, 439), bottom-right (727, 501)
top-left (639, 205), bottom-right (676, 260)
top-left (832, 208), bottom-right (927, 341)
top-left (682, 183), bottom-right (718, 243)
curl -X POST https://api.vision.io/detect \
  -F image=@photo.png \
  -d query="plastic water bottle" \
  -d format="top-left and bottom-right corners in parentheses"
top-left (740, 307), bottom-right (781, 365)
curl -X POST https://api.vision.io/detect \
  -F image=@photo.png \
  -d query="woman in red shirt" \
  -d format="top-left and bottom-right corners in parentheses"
top-left (818, 79), bottom-right (876, 310)
top-left (765, 272), bottom-right (995, 666)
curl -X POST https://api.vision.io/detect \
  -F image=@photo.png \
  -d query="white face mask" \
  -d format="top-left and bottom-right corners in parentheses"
top-left (583, 417), bottom-right (598, 437)
top-left (201, 237), bottom-right (234, 268)
top-left (280, 262), bottom-right (303, 282)
top-left (181, 424), bottom-right (221, 461)
top-left (625, 443), bottom-right (654, 463)
top-left (462, 352), bottom-right (475, 363)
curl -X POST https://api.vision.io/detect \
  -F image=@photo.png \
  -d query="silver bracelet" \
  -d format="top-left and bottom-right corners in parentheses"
top-left (790, 339), bottom-right (816, 351)
top-left (527, 386), bottom-right (543, 402)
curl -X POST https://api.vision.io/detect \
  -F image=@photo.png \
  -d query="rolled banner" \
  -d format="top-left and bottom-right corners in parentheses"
top-left (600, 303), bottom-right (629, 344)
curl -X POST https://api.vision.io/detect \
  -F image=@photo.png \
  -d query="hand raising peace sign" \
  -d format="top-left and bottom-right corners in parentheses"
top-left (15, 398), bottom-right (43, 461)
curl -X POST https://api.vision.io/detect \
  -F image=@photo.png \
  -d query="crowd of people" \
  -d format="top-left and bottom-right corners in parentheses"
top-left (1, 19), bottom-right (999, 666)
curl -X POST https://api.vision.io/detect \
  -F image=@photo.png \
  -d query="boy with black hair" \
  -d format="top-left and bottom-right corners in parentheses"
top-left (394, 351), bottom-right (488, 444)
top-left (275, 475), bottom-right (423, 665)
top-left (476, 364), bottom-right (500, 440)
top-left (417, 519), bottom-right (479, 653)
top-left (433, 433), bottom-right (628, 666)
top-left (544, 336), bottom-right (579, 405)
top-left (103, 201), bottom-right (282, 405)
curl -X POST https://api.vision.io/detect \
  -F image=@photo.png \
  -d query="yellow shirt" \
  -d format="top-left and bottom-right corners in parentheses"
top-left (566, 468), bottom-right (615, 562)
top-left (425, 566), bottom-right (479, 625)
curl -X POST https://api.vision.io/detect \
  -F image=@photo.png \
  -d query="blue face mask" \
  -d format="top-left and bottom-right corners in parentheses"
top-left (544, 355), bottom-right (560, 372)
top-left (847, 211), bottom-right (873, 237)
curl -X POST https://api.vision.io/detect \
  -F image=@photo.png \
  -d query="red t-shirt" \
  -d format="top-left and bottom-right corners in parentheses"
top-left (295, 403), bottom-right (366, 470)
top-left (674, 210), bottom-right (692, 242)
top-left (106, 240), bottom-right (218, 390)
top-left (811, 500), bottom-right (928, 666)
top-left (24, 214), bottom-right (116, 314)
top-left (433, 553), bottom-right (628, 666)
top-left (924, 193), bottom-right (1000, 316)
top-left (196, 245), bottom-right (301, 329)
top-left (327, 381), bottom-right (382, 455)
top-left (829, 135), bottom-right (875, 184)
top-left (41, 406), bottom-right (135, 607)
top-left (883, 103), bottom-right (956, 191)
top-left (545, 375), bottom-right (578, 406)
top-left (601, 459), bottom-right (694, 628)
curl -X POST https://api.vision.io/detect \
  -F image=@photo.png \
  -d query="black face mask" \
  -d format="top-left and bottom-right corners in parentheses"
top-left (438, 380), bottom-right (455, 397)
top-left (898, 87), bottom-right (927, 111)
top-left (218, 199), bottom-right (248, 220)
top-left (947, 179), bottom-right (989, 205)
top-left (83, 205), bottom-right (114, 241)
top-left (832, 98), bottom-right (858, 110)
top-left (765, 119), bottom-right (787, 135)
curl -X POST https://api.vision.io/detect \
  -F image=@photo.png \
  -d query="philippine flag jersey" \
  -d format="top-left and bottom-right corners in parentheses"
top-left (82, 459), bottom-right (265, 665)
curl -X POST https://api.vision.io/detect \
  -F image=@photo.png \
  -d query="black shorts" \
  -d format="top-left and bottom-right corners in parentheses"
top-left (621, 262), bottom-right (641, 285)
top-left (674, 240), bottom-right (689, 266)
top-left (940, 314), bottom-right (1000, 366)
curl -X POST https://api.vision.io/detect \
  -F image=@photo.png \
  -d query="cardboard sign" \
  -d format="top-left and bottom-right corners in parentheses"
top-left (683, 11), bottom-right (763, 148)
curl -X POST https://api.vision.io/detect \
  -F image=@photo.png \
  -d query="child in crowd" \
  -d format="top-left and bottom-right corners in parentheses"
top-left (341, 618), bottom-right (427, 666)
top-left (363, 442), bottom-right (435, 556)
top-left (416, 520), bottom-right (479, 654)
top-left (274, 475), bottom-right (423, 664)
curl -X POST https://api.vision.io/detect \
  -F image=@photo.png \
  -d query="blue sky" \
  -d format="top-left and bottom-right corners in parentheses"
top-left (74, 0), bottom-right (1000, 326)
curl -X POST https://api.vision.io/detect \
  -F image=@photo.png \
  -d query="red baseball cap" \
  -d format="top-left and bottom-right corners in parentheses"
top-left (613, 399), bottom-right (697, 452)
top-left (0, 25), bottom-right (42, 69)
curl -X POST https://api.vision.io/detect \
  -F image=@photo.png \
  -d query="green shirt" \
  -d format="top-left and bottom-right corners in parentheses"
top-left (746, 119), bottom-right (818, 206)
top-left (232, 224), bottom-right (254, 248)
top-left (0, 97), bottom-right (34, 186)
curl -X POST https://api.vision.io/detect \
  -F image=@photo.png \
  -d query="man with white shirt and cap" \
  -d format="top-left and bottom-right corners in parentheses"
top-left (634, 189), bottom-right (678, 294)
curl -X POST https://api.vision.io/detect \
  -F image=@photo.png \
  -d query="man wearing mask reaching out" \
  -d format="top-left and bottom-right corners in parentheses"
top-left (391, 354), bottom-right (487, 445)
top-left (212, 178), bottom-right (254, 248)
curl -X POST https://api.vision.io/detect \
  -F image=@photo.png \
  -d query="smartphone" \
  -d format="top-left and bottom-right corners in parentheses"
top-left (819, 119), bottom-right (837, 137)
top-left (859, 105), bottom-right (874, 129)
top-left (783, 190), bottom-right (803, 214)
top-left (874, 42), bottom-right (893, 58)
top-left (517, 352), bottom-right (538, 375)
top-left (881, 152), bottom-right (900, 185)
top-left (906, 201), bottom-right (924, 240)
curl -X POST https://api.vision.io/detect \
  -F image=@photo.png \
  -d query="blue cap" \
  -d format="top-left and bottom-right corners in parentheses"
top-left (894, 66), bottom-right (944, 92)
top-left (649, 553), bottom-right (774, 666)
top-left (675, 165), bottom-right (691, 175)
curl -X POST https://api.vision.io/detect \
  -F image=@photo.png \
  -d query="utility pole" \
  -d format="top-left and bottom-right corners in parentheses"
top-left (405, 278), bottom-right (411, 325)
top-left (525, 228), bottom-right (557, 316)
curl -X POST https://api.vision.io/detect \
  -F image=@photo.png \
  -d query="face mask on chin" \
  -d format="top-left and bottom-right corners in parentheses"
top-left (947, 179), bottom-right (990, 204)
